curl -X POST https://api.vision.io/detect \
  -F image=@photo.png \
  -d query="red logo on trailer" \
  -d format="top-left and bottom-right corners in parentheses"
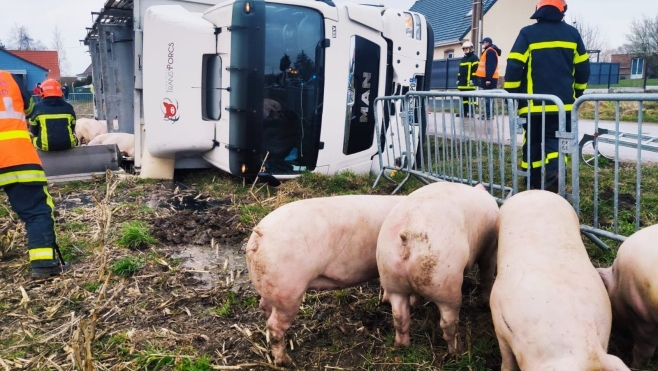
top-left (161, 98), bottom-right (179, 123)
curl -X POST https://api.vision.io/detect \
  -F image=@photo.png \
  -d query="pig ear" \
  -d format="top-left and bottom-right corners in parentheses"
top-left (596, 267), bottom-right (614, 292)
top-left (474, 183), bottom-right (486, 191)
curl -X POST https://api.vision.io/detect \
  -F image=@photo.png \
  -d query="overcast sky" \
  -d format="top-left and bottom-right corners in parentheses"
top-left (1, 0), bottom-right (656, 77)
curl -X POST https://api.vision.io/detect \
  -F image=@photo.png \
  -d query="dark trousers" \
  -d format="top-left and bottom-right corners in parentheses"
top-left (522, 113), bottom-right (571, 192)
top-left (481, 84), bottom-right (495, 118)
top-left (4, 183), bottom-right (58, 267)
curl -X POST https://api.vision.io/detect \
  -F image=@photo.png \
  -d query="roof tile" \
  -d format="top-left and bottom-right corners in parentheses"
top-left (411, 0), bottom-right (498, 45)
top-left (6, 50), bottom-right (60, 79)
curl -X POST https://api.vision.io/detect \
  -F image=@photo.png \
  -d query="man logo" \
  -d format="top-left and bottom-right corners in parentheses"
top-left (161, 98), bottom-right (180, 123)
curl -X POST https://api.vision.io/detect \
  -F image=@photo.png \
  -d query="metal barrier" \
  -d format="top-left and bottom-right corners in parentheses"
top-left (68, 93), bottom-right (94, 102)
top-left (373, 90), bottom-right (574, 205)
top-left (572, 93), bottom-right (658, 248)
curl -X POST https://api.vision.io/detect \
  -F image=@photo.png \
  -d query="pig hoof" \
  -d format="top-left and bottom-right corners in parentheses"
top-left (274, 354), bottom-right (295, 368)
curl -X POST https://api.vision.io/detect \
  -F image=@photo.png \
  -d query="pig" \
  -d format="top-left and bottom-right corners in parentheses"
top-left (75, 118), bottom-right (108, 144)
top-left (245, 195), bottom-right (405, 367)
top-left (598, 224), bottom-right (658, 368)
top-left (491, 190), bottom-right (629, 371)
top-left (376, 182), bottom-right (499, 353)
top-left (87, 132), bottom-right (135, 157)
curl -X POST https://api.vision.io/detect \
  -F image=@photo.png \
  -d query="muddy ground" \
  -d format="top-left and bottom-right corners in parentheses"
top-left (0, 170), bottom-right (654, 370)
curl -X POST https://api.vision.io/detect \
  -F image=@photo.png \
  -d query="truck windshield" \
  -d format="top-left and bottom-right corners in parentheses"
top-left (262, 4), bottom-right (325, 174)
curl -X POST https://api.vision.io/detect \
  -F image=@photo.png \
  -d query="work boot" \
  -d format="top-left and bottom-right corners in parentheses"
top-left (31, 261), bottom-right (71, 279)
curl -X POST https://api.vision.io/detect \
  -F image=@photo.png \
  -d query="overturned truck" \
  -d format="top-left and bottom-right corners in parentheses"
top-left (82, 0), bottom-right (433, 181)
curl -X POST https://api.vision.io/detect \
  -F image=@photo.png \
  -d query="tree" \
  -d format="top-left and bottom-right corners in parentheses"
top-left (569, 14), bottom-right (604, 54)
top-left (625, 15), bottom-right (658, 78)
top-left (8, 25), bottom-right (46, 50)
top-left (0, 40), bottom-right (4, 50)
top-left (52, 26), bottom-right (69, 76)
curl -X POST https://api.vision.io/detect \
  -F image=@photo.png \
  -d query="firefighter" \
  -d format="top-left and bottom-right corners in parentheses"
top-left (503, 0), bottom-right (590, 192)
top-left (29, 79), bottom-right (77, 151)
top-left (456, 41), bottom-right (479, 118)
top-left (0, 70), bottom-right (70, 279)
top-left (474, 37), bottom-right (501, 120)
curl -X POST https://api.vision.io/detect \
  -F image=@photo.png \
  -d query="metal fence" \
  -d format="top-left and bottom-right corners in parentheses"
top-left (68, 93), bottom-right (94, 102)
top-left (373, 90), bottom-right (658, 249)
top-left (572, 93), bottom-right (658, 248)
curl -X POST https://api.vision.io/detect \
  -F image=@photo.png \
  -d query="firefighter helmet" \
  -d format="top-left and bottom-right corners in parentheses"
top-left (41, 79), bottom-right (63, 98)
top-left (462, 41), bottom-right (474, 49)
top-left (536, 0), bottom-right (567, 13)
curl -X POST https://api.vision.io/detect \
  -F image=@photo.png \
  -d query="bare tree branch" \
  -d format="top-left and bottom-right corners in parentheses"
top-left (52, 26), bottom-right (69, 76)
top-left (569, 14), bottom-right (604, 53)
top-left (7, 24), bottom-right (46, 51)
top-left (625, 15), bottom-right (658, 78)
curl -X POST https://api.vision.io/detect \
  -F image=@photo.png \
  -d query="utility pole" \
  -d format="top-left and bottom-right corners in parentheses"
top-left (471, 0), bottom-right (483, 50)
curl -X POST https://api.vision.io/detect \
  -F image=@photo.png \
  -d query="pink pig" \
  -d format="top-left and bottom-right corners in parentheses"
top-left (376, 182), bottom-right (499, 353)
top-left (598, 224), bottom-right (658, 368)
top-left (492, 190), bottom-right (629, 371)
top-left (87, 132), bottom-right (135, 157)
top-left (246, 195), bottom-right (404, 367)
top-left (75, 118), bottom-right (108, 144)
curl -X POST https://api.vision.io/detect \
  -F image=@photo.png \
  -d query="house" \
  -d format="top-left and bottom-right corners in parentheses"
top-left (0, 49), bottom-right (49, 91)
top-left (8, 50), bottom-right (61, 80)
top-left (610, 54), bottom-right (645, 80)
top-left (411, 0), bottom-right (536, 76)
top-left (76, 64), bottom-right (93, 80)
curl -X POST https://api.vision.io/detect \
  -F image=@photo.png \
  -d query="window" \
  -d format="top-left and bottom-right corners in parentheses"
top-left (445, 49), bottom-right (454, 59)
top-left (631, 58), bottom-right (644, 79)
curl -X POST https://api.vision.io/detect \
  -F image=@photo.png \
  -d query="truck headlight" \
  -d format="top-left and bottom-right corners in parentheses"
top-left (413, 14), bottom-right (421, 40)
top-left (404, 13), bottom-right (413, 38)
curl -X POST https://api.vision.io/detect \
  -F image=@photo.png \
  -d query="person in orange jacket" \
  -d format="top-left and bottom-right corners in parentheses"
top-left (474, 37), bottom-right (501, 119)
top-left (0, 70), bottom-right (70, 279)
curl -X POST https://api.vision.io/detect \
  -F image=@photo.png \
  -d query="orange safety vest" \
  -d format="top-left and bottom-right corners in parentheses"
top-left (474, 47), bottom-right (500, 79)
top-left (0, 70), bottom-right (47, 187)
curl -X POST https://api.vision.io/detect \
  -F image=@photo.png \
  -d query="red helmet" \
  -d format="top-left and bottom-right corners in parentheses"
top-left (41, 79), bottom-right (63, 98)
top-left (536, 0), bottom-right (566, 13)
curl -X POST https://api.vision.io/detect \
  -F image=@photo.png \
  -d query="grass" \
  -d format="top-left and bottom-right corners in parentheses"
top-left (212, 291), bottom-right (237, 318)
top-left (111, 256), bottom-right (143, 276)
top-left (578, 100), bottom-right (658, 123)
top-left (116, 220), bottom-right (157, 249)
top-left (588, 77), bottom-right (658, 89)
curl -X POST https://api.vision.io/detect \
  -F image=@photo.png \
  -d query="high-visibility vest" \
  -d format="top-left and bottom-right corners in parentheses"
top-left (474, 47), bottom-right (500, 79)
top-left (0, 70), bottom-right (47, 187)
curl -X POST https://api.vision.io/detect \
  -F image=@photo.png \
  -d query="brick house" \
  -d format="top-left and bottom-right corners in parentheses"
top-left (611, 54), bottom-right (645, 80)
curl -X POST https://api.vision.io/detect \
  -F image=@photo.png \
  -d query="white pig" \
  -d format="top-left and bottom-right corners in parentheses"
top-left (376, 182), bottom-right (499, 353)
top-left (87, 132), bottom-right (135, 157)
top-left (246, 195), bottom-right (405, 367)
top-left (598, 224), bottom-right (658, 368)
top-left (75, 118), bottom-right (108, 144)
top-left (492, 190), bottom-right (629, 371)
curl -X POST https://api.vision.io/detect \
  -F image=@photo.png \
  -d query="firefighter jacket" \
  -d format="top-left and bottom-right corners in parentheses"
top-left (29, 97), bottom-right (77, 151)
top-left (0, 70), bottom-right (46, 187)
top-left (474, 46), bottom-right (500, 84)
top-left (503, 18), bottom-right (590, 115)
top-left (457, 52), bottom-right (479, 91)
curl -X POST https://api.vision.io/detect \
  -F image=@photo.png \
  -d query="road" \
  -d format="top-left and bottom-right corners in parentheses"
top-left (425, 115), bottom-right (658, 163)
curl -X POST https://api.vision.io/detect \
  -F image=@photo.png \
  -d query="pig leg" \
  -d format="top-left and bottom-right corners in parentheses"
top-left (436, 298), bottom-right (462, 354)
top-left (476, 240), bottom-right (497, 305)
top-left (259, 297), bottom-right (273, 319)
top-left (389, 293), bottom-right (412, 347)
top-left (497, 334), bottom-right (520, 371)
top-left (266, 301), bottom-right (301, 367)
top-left (631, 322), bottom-right (657, 368)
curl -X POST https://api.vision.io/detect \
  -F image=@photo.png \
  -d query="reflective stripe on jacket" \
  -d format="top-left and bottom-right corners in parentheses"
top-left (0, 70), bottom-right (47, 187)
top-left (457, 53), bottom-right (479, 91)
top-left (474, 47), bottom-right (499, 80)
top-left (29, 97), bottom-right (77, 151)
top-left (503, 20), bottom-right (590, 115)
